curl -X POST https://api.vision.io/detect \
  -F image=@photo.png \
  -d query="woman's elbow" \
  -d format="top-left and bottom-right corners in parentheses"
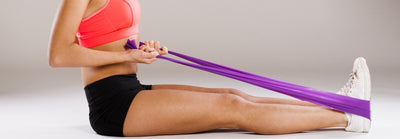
top-left (48, 47), bottom-right (68, 68)
top-left (48, 42), bottom-right (75, 67)
top-left (48, 54), bottom-right (63, 68)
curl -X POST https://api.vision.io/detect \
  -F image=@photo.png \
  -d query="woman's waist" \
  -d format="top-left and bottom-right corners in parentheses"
top-left (82, 34), bottom-right (140, 86)
top-left (82, 63), bottom-right (138, 86)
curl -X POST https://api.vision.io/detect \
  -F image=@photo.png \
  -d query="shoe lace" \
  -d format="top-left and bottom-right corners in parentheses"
top-left (340, 72), bottom-right (358, 94)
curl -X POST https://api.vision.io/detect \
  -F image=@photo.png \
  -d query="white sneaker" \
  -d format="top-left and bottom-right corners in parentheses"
top-left (336, 57), bottom-right (362, 96)
top-left (336, 72), bottom-right (357, 96)
top-left (340, 57), bottom-right (371, 133)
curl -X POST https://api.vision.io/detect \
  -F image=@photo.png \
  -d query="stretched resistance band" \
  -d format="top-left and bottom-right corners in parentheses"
top-left (126, 40), bottom-right (370, 119)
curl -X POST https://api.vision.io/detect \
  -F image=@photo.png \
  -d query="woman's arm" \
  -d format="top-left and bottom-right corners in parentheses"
top-left (48, 0), bottom-right (157, 67)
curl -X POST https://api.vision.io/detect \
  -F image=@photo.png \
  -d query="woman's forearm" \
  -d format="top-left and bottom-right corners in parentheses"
top-left (48, 43), bottom-right (131, 67)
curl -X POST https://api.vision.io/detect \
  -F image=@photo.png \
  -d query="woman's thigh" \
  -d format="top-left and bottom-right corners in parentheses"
top-left (122, 89), bottom-right (245, 137)
top-left (152, 84), bottom-right (318, 106)
top-left (152, 84), bottom-right (233, 93)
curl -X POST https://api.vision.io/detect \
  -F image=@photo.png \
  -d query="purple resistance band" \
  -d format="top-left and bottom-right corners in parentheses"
top-left (126, 40), bottom-right (370, 119)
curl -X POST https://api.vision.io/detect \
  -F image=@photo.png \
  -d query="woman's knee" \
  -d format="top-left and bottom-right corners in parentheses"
top-left (220, 88), bottom-right (253, 100)
top-left (214, 93), bottom-right (249, 128)
top-left (219, 93), bottom-right (245, 105)
top-left (217, 93), bottom-right (252, 120)
top-left (217, 88), bottom-right (244, 96)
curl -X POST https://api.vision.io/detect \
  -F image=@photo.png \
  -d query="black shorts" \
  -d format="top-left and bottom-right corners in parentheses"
top-left (84, 74), bottom-right (152, 136)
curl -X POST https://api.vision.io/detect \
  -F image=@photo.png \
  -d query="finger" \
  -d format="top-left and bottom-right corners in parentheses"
top-left (154, 41), bottom-right (161, 53)
top-left (138, 45), bottom-right (145, 51)
top-left (143, 58), bottom-right (157, 64)
top-left (159, 46), bottom-right (168, 55)
top-left (143, 47), bottom-right (149, 52)
top-left (144, 47), bottom-right (155, 52)
top-left (142, 51), bottom-right (158, 58)
top-left (149, 40), bottom-right (155, 48)
top-left (149, 57), bottom-right (157, 62)
top-left (143, 47), bottom-right (151, 52)
top-left (150, 51), bottom-right (159, 56)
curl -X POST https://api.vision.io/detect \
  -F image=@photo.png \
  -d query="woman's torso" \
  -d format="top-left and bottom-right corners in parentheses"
top-left (81, 0), bottom-right (140, 86)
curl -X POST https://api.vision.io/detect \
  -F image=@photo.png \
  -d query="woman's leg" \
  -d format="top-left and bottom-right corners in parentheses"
top-left (123, 89), bottom-right (347, 136)
top-left (152, 84), bottom-right (318, 106)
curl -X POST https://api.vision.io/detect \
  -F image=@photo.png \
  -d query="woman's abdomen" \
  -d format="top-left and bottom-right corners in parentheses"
top-left (81, 34), bottom-right (140, 86)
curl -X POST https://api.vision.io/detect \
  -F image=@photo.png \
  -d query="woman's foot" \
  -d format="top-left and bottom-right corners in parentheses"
top-left (338, 57), bottom-right (371, 133)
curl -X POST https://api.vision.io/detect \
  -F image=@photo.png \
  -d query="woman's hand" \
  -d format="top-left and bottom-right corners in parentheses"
top-left (127, 49), bottom-right (159, 64)
top-left (139, 40), bottom-right (168, 55)
top-left (127, 40), bottom-right (168, 64)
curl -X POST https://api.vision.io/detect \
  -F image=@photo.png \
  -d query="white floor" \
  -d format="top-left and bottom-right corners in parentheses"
top-left (1, 69), bottom-right (399, 139)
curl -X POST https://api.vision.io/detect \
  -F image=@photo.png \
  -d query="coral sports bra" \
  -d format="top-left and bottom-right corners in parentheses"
top-left (77, 0), bottom-right (141, 48)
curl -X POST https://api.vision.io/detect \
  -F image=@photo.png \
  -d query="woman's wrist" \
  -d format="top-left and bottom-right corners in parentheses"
top-left (121, 49), bottom-right (135, 63)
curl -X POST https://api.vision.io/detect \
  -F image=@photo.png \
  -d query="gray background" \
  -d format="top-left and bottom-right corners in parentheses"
top-left (0, 0), bottom-right (399, 139)
top-left (0, 0), bottom-right (399, 73)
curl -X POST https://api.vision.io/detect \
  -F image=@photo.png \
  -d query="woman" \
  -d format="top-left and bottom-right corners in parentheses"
top-left (48, 0), bottom-right (371, 137)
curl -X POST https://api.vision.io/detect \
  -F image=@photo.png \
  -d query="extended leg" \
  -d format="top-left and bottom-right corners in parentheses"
top-left (153, 84), bottom-right (318, 106)
top-left (123, 89), bottom-right (347, 136)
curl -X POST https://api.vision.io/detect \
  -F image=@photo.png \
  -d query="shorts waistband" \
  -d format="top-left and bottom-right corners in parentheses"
top-left (84, 73), bottom-right (138, 90)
